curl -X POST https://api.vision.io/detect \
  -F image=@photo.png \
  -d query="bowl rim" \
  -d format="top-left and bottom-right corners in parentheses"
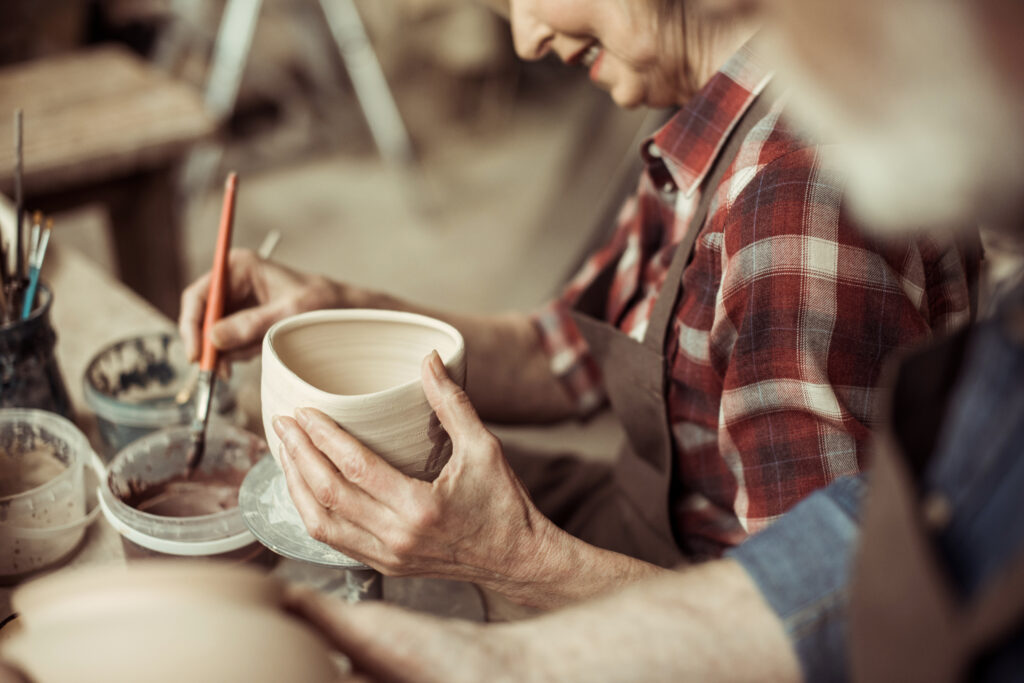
top-left (81, 330), bottom-right (227, 425)
top-left (0, 409), bottom-right (91, 504)
top-left (102, 423), bottom-right (266, 527)
top-left (263, 308), bottom-right (466, 401)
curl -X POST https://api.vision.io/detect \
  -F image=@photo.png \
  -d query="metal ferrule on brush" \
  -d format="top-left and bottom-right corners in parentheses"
top-left (187, 370), bottom-right (216, 467)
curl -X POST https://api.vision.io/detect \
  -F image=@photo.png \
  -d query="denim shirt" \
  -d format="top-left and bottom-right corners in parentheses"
top-left (728, 285), bottom-right (1024, 682)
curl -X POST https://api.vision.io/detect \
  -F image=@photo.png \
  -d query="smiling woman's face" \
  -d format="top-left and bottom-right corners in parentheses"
top-left (503, 0), bottom-right (693, 108)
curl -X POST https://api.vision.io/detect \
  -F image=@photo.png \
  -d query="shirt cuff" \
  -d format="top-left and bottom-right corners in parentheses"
top-left (726, 474), bottom-right (868, 683)
top-left (532, 301), bottom-right (605, 416)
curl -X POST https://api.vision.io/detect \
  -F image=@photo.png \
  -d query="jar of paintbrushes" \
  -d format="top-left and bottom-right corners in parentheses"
top-left (0, 283), bottom-right (71, 418)
top-left (1, 110), bottom-right (71, 417)
top-left (0, 209), bottom-right (70, 417)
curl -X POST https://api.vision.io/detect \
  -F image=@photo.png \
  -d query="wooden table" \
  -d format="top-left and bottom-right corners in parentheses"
top-left (0, 46), bottom-right (216, 317)
top-left (0, 243), bottom-right (484, 633)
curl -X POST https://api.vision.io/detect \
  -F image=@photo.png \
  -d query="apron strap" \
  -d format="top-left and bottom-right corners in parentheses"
top-left (643, 91), bottom-right (777, 352)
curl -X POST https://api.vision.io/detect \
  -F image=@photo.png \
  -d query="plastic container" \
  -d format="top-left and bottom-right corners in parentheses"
top-left (82, 332), bottom-right (237, 459)
top-left (0, 409), bottom-right (101, 582)
top-left (99, 423), bottom-right (271, 564)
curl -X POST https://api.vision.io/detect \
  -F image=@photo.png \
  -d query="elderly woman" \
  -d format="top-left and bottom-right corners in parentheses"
top-left (180, 0), bottom-right (975, 608)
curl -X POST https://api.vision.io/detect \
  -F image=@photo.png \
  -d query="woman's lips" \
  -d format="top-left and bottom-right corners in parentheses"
top-left (578, 43), bottom-right (603, 81)
top-left (589, 49), bottom-right (604, 81)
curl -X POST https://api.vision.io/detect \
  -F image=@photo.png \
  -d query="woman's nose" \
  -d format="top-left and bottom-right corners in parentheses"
top-left (509, 4), bottom-right (554, 60)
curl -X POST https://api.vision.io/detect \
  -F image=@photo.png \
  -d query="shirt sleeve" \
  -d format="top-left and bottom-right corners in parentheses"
top-left (709, 146), bottom-right (973, 532)
top-left (531, 190), bottom-right (642, 416)
top-left (727, 473), bottom-right (867, 683)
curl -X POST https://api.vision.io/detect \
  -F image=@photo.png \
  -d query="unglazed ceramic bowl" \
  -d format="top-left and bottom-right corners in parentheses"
top-left (261, 309), bottom-right (466, 481)
top-left (2, 562), bottom-right (339, 682)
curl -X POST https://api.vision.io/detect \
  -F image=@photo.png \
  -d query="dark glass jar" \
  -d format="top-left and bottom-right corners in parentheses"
top-left (0, 285), bottom-right (72, 419)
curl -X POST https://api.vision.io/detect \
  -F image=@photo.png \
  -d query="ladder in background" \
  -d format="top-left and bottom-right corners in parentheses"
top-left (157, 0), bottom-right (416, 200)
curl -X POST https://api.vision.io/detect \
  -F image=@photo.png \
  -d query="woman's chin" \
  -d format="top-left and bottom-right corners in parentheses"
top-left (609, 86), bottom-right (646, 110)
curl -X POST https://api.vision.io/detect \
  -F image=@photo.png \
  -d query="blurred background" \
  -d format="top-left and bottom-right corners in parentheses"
top-left (0, 0), bottom-right (660, 456)
top-left (0, 0), bottom-right (658, 316)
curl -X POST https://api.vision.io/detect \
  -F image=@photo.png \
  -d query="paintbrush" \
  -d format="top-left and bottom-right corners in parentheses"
top-left (13, 110), bottom-right (24, 297)
top-left (21, 217), bottom-right (51, 320)
top-left (186, 172), bottom-right (239, 472)
top-left (175, 228), bottom-right (282, 406)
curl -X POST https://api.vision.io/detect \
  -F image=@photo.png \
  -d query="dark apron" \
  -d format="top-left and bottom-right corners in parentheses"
top-left (507, 93), bottom-right (774, 568)
top-left (850, 329), bottom-right (1024, 682)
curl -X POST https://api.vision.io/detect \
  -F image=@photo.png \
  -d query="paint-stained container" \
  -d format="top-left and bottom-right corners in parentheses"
top-left (0, 409), bottom-right (101, 582)
top-left (98, 423), bottom-right (271, 565)
top-left (83, 333), bottom-right (238, 460)
top-left (0, 285), bottom-right (71, 419)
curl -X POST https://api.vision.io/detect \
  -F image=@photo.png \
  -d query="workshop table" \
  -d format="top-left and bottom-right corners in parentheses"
top-left (0, 244), bottom-right (485, 634)
top-left (0, 46), bottom-right (216, 317)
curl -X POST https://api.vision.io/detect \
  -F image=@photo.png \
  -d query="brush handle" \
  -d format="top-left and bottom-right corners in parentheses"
top-left (200, 173), bottom-right (239, 373)
top-left (21, 266), bottom-right (39, 320)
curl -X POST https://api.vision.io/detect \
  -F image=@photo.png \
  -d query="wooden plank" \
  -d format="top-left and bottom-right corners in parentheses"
top-left (0, 45), bottom-right (215, 194)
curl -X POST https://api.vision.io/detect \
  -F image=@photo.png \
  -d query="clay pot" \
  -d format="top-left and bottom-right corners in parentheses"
top-left (261, 309), bottom-right (466, 481)
top-left (2, 562), bottom-right (340, 682)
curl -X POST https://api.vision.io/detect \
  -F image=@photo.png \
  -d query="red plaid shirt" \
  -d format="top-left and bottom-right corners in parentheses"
top-left (533, 44), bottom-right (976, 557)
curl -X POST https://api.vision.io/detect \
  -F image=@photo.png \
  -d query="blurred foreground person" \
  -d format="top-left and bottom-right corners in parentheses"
top-left (286, 0), bottom-right (1024, 681)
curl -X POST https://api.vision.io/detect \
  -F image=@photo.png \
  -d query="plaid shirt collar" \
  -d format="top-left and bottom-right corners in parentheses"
top-left (646, 41), bottom-right (773, 198)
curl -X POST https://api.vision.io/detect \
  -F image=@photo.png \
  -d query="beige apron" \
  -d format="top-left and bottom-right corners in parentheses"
top-left (850, 330), bottom-right (1024, 682)
top-left (507, 93), bottom-right (774, 567)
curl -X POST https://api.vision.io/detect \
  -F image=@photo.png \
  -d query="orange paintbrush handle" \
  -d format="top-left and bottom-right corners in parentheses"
top-left (199, 172), bottom-right (239, 373)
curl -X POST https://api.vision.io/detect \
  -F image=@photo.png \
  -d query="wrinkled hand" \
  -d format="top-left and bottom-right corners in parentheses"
top-left (178, 248), bottom-right (341, 365)
top-left (272, 351), bottom-right (555, 592)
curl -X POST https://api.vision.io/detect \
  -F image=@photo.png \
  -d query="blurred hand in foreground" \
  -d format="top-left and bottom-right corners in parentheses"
top-left (285, 586), bottom-right (510, 683)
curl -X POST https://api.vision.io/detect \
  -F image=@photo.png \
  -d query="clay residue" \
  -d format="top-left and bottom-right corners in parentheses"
top-left (0, 447), bottom-right (67, 497)
top-left (120, 468), bottom-right (247, 517)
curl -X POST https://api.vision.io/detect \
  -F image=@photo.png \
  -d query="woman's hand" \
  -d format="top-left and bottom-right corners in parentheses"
top-left (272, 351), bottom-right (562, 599)
top-left (178, 249), bottom-right (342, 364)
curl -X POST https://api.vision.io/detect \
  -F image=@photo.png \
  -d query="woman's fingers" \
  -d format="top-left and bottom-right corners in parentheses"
top-left (421, 351), bottom-right (493, 448)
top-left (294, 408), bottom-right (419, 508)
top-left (274, 416), bottom-right (391, 521)
top-left (178, 249), bottom-right (266, 361)
top-left (276, 422), bottom-right (383, 564)
top-left (178, 271), bottom-right (211, 362)
top-left (210, 302), bottom-right (284, 352)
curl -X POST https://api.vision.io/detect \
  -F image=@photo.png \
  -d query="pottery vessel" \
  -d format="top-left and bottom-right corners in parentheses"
top-left (2, 561), bottom-right (339, 682)
top-left (261, 309), bottom-right (466, 481)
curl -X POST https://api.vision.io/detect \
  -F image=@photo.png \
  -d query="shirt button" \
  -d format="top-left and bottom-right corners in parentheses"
top-left (647, 143), bottom-right (663, 159)
top-left (661, 181), bottom-right (676, 194)
top-left (922, 492), bottom-right (953, 530)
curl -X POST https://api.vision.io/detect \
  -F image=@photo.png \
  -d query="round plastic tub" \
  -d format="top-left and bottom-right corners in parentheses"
top-left (0, 409), bottom-right (101, 583)
top-left (82, 332), bottom-right (238, 459)
top-left (99, 423), bottom-right (272, 565)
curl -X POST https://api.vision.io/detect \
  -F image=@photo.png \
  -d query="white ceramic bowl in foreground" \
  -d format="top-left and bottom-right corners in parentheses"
top-left (261, 309), bottom-right (466, 481)
top-left (3, 562), bottom-right (339, 682)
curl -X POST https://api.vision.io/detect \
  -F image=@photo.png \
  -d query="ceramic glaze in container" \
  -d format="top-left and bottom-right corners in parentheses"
top-left (0, 409), bottom-right (99, 582)
top-left (99, 424), bottom-right (270, 563)
top-left (261, 309), bottom-right (467, 481)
